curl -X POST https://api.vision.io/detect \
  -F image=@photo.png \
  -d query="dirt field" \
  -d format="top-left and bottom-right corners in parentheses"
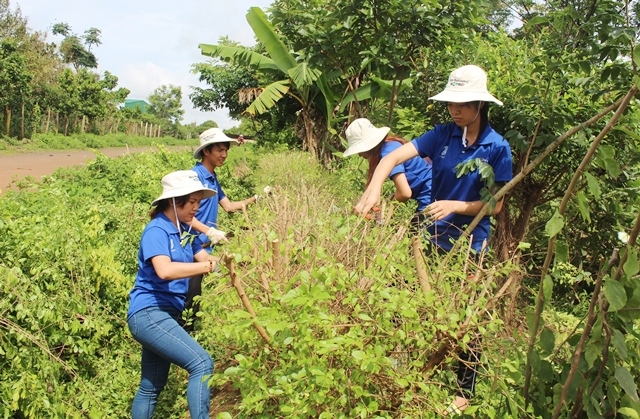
top-left (0, 146), bottom-right (193, 196)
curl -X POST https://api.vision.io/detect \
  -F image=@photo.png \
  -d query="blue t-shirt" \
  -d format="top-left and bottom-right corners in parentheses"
top-left (127, 213), bottom-right (206, 318)
top-left (192, 163), bottom-right (226, 246)
top-left (382, 141), bottom-right (432, 211)
top-left (412, 123), bottom-right (512, 251)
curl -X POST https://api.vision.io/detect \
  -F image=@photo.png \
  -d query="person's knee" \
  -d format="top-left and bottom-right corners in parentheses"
top-left (188, 351), bottom-right (214, 376)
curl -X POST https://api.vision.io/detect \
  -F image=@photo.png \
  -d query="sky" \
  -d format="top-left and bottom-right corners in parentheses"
top-left (13, 0), bottom-right (274, 129)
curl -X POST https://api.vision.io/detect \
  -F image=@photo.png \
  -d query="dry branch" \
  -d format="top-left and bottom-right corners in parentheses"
top-left (223, 254), bottom-right (271, 344)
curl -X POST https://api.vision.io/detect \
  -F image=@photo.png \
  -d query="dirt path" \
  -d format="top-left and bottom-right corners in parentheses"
top-left (0, 146), bottom-right (193, 196)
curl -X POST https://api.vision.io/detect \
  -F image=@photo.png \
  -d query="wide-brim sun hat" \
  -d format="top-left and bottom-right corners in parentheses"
top-left (152, 170), bottom-right (216, 206)
top-left (429, 65), bottom-right (503, 106)
top-left (193, 127), bottom-right (237, 159)
top-left (343, 118), bottom-right (391, 157)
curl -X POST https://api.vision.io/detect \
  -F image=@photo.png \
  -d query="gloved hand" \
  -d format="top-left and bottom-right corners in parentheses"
top-left (263, 185), bottom-right (272, 195)
top-left (206, 227), bottom-right (228, 244)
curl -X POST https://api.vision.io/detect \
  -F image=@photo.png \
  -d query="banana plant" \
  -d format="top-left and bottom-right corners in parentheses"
top-left (199, 7), bottom-right (337, 159)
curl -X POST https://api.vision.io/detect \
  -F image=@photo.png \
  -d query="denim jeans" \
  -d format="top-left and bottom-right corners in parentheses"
top-left (128, 306), bottom-right (213, 419)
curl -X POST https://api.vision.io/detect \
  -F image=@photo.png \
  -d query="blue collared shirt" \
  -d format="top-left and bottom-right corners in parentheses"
top-left (127, 213), bottom-right (205, 317)
top-left (412, 123), bottom-right (512, 251)
top-left (192, 162), bottom-right (226, 245)
top-left (382, 141), bottom-right (432, 211)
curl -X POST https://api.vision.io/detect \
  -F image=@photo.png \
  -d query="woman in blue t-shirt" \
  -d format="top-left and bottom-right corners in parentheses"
top-left (127, 170), bottom-right (218, 419)
top-left (354, 65), bottom-right (513, 415)
top-left (344, 118), bottom-right (432, 231)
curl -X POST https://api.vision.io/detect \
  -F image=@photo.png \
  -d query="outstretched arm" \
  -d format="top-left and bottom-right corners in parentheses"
top-left (219, 195), bottom-right (257, 213)
top-left (354, 142), bottom-right (419, 215)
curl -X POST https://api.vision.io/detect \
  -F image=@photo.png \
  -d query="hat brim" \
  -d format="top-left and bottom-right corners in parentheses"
top-left (193, 137), bottom-right (239, 159)
top-left (429, 91), bottom-right (503, 106)
top-left (343, 126), bottom-right (390, 157)
top-left (152, 187), bottom-right (216, 206)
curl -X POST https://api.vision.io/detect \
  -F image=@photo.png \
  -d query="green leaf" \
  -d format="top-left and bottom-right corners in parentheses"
top-left (585, 173), bottom-right (601, 200)
top-left (287, 62), bottom-right (322, 88)
top-left (604, 158), bottom-right (621, 178)
top-left (585, 342), bottom-right (600, 369)
top-left (633, 45), bottom-right (640, 68)
top-left (539, 327), bottom-right (555, 354)
top-left (618, 407), bottom-right (640, 419)
top-left (526, 16), bottom-right (550, 26)
top-left (611, 329), bottom-right (628, 360)
top-left (246, 7), bottom-right (296, 73)
top-left (543, 274), bottom-right (553, 304)
top-left (615, 366), bottom-right (640, 402)
top-left (244, 80), bottom-right (290, 115)
top-left (554, 241), bottom-right (569, 263)
top-left (545, 211), bottom-right (565, 238)
top-left (623, 248), bottom-right (639, 279)
top-left (576, 191), bottom-right (591, 222)
top-left (198, 43), bottom-right (279, 71)
top-left (352, 350), bottom-right (367, 360)
top-left (604, 280), bottom-right (627, 312)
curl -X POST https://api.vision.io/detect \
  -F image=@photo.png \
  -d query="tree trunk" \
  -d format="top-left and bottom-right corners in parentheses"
top-left (55, 112), bottom-right (59, 134)
top-left (4, 105), bottom-right (10, 136)
top-left (45, 108), bottom-right (51, 133)
top-left (20, 102), bottom-right (25, 140)
top-left (81, 115), bottom-right (86, 133)
top-left (64, 116), bottom-right (69, 136)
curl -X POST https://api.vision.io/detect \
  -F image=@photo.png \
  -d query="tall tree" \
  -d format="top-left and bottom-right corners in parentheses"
top-left (51, 22), bottom-right (99, 70)
top-left (147, 84), bottom-right (184, 136)
top-left (0, 39), bottom-right (31, 136)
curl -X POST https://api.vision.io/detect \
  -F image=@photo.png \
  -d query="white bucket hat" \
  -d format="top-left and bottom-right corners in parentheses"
top-left (429, 65), bottom-right (503, 106)
top-left (193, 128), bottom-right (236, 159)
top-left (152, 170), bottom-right (216, 206)
top-left (343, 118), bottom-right (391, 157)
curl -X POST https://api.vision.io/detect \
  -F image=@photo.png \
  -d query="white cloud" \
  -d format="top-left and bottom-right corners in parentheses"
top-left (13, 0), bottom-right (273, 129)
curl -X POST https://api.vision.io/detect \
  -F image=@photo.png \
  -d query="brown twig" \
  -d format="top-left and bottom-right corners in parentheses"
top-left (223, 254), bottom-right (271, 344)
top-left (411, 236), bottom-right (431, 295)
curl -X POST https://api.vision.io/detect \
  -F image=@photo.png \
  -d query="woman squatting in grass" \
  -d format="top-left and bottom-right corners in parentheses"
top-left (343, 118), bottom-right (432, 232)
top-left (127, 170), bottom-right (218, 419)
top-left (354, 65), bottom-right (513, 415)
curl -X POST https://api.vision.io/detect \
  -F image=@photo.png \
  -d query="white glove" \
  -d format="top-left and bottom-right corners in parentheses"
top-left (205, 227), bottom-right (228, 244)
top-left (263, 185), bottom-right (272, 195)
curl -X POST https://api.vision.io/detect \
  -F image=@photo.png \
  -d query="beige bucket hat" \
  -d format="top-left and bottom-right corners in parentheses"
top-left (343, 118), bottom-right (390, 157)
top-left (429, 65), bottom-right (503, 106)
top-left (152, 170), bottom-right (216, 206)
top-left (193, 128), bottom-right (236, 159)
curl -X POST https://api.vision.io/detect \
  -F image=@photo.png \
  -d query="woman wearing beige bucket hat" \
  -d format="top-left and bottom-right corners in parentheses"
top-left (354, 65), bottom-right (513, 415)
top-left (344, 118), bottom-right (432, 230)
top-left (127, 170), bottom-right (218, 418)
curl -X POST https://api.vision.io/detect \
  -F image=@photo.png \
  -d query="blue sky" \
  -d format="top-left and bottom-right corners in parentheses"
top-left (13, 0), bottom-right (273, 129)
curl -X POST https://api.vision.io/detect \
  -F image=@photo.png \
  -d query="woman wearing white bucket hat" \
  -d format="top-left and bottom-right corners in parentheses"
top-left (127, 170), bottom-right (218, 418)
top-left (354, 65), bottom-right (512, 415)
top-left (344, 118), bottom-right (432, 230)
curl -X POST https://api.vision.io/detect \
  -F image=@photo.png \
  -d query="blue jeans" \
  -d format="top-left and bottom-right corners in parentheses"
top-left (128, 307), bottom-right (213, 418)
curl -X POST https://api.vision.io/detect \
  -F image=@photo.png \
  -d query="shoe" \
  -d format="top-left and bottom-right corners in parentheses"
top-left (441, 397), bottom-right (469, 416)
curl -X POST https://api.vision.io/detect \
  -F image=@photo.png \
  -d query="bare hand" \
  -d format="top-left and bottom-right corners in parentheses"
top-left (426, 200), bottom-right (458, 221)
top-left (353, 189), bottom-right (380, 216)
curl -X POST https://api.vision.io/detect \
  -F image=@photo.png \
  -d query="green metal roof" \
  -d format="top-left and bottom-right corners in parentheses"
top-left (124, 99), bottom-right (150, 113)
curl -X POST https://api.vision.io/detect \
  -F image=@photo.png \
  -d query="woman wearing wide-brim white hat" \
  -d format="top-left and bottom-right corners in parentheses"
top-left (354, 65), bottom-right (513, 415)
top-left (343, 118), bottom-right (432, 229)
top-left (127, 170), bottom-right (218, 418)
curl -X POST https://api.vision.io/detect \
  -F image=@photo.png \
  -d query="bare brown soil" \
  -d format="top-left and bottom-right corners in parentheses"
top-left (0, 146), bottom-right (193, 196)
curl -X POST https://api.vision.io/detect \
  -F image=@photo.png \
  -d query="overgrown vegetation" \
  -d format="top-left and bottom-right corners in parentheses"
top-left (0, 144), bottom-right (638, 418)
